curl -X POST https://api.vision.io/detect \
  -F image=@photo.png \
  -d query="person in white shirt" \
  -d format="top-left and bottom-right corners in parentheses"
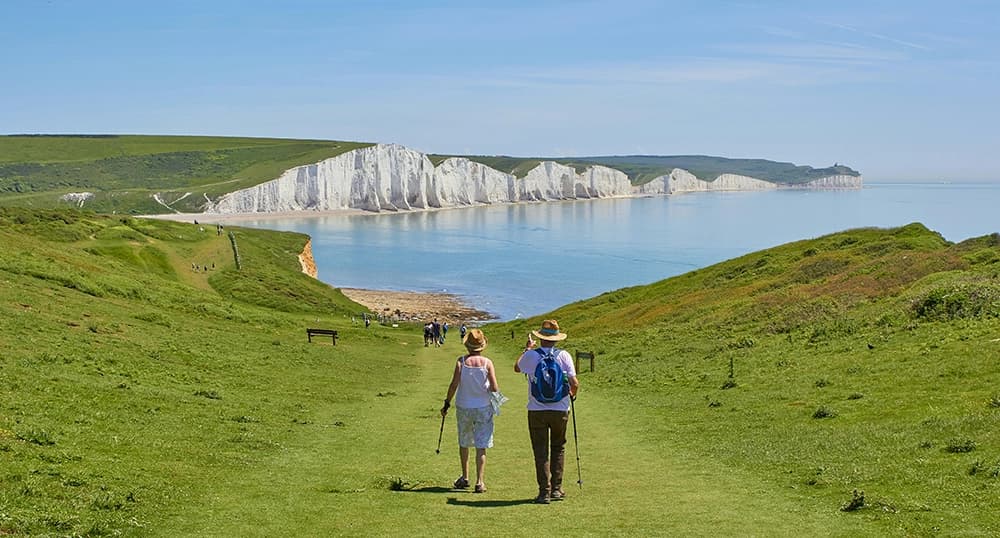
top-left (515, 319), bottom-right (579, 504)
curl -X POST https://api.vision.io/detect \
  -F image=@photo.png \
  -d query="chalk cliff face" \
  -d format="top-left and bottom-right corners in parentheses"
top-left (207, 143), bottom-right (862, 214)
top-left (636, 169), bottom-right (864, 195)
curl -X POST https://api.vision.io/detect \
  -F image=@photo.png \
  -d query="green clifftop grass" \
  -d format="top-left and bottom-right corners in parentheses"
top-left (0, 135), bottom-right (373, 214)
top-left (1, 210), bottom-right (998, 536)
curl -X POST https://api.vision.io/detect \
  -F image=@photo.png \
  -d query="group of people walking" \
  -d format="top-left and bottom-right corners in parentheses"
top-left (440, 319), bottom-right (579, 504)
top-left (423, 319), bottom-right (457, 347)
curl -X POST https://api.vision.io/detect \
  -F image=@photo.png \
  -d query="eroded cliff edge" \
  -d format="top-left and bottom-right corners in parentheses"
top-left (208, 143), bottom-right (862, 215)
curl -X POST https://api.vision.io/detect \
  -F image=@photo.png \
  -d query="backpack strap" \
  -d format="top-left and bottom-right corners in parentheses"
top-left (536, 347), bottom-right (560, 360)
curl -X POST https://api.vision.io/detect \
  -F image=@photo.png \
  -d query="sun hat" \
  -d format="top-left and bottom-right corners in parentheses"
top-left (463, 328), bottom-right (488, 352)
top-left (531, 319), bottom-right (567, 341)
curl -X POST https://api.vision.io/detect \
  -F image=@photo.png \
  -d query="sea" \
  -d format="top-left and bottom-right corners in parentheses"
top-left (232, 182), bottom-right (1000, 321)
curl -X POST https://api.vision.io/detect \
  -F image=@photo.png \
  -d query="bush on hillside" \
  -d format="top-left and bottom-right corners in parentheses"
top-left (913, 283), bottom-right (1000, 321)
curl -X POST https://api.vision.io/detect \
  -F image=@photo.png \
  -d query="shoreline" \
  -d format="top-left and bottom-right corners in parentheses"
top-left (339, 287), bottom-right (496, 325)
top-left (141, 213), bottom-right (498, 324)
top-left (140, 208), bottom-right (370, 224)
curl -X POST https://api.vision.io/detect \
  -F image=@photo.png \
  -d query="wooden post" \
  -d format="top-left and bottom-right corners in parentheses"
top-left (575, 350), bottom-right (595, 373)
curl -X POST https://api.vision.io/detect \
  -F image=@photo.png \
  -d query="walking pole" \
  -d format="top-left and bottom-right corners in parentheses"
top-left (435, 413), bottom-right (445, 454)
top-left (570, 396), bottom-right (582, 487)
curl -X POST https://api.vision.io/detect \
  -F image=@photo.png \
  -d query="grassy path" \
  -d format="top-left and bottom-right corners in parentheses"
top-left (143, 328), bottom-right (870, 536)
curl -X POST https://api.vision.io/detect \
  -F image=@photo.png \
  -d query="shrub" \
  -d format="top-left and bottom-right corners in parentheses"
top-left (840, 489), bottom-right (865, 512)
top-left (17, 429), bottom-right (55, 446)
top-left (913, 283), bottom-right (1000, 321)
top-left (945, 439), bottom-right (976, 453)
top-left (812, 406), bottom-right (837, 419)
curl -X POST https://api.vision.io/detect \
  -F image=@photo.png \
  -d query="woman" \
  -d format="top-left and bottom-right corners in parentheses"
top-left (440, 328), bottom-right (500, 493)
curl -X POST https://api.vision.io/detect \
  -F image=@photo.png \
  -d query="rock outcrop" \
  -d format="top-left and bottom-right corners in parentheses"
top-left (207, 143), bottom-right (862, 215)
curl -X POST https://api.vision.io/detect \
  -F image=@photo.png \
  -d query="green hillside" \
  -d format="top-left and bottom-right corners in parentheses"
top-left (2, 207), bottom-right (998, 536)
top-left (493, 222), bottom-right (1000, 535)
top-left (0, 135), bottom-right (373, 214)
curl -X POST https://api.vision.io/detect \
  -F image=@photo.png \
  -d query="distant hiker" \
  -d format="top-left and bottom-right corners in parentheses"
top-left (364, 316), bottom-right (371, 329)
top-left (424, 323), bottom-right (434, 346)
top-left (442, 322), bottom-right (449, 343)
top-left (515, 319), bottom-right (579, 504)
top-left (460, 324), bottom-right (468, 339)
top-left (441, 329), bottom-right (500, 494)
top-left (432, 319), bottom-right (442, 347)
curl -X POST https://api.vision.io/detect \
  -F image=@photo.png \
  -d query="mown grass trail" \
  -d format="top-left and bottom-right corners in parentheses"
top-left (148, 331), bottom-right (872, 537)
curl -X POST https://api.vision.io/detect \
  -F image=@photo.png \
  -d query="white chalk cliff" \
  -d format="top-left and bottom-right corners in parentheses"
top-left (207, 143), bottom-right (862, 215)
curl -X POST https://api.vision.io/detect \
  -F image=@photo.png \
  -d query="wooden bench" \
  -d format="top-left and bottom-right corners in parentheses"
top-left (575, 350), bottom-right (595, 373)
top-left (307, 328), bottom-right (338, 345)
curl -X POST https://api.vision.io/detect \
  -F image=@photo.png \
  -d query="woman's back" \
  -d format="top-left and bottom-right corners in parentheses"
top-left (456, 355), bottom-right (491, 408)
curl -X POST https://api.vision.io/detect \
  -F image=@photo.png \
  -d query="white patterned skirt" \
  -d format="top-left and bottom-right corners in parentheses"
top-left (456, 405), bottom-right (494, 449)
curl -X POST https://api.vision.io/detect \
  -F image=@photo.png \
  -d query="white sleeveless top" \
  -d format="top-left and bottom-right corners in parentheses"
top-left (455, 355), bottom-right (491, 409)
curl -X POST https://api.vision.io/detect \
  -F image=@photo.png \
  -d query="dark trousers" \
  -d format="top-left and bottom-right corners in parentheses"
top-left (528, 410), bottom-right (569, 493)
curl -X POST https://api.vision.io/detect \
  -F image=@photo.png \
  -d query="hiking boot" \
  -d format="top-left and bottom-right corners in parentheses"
top-left (474, 483), bottom-right (487, 493)
top-left (453, 477), bottom-right (469, 489)
top-left (550, 488), bottom-right (566, 501)
top-left (534, 491), bottom-right (550, 504)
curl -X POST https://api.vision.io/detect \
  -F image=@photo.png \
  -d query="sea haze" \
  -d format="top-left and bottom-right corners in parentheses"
top-left (234, 182), bottom-right (1000, 321)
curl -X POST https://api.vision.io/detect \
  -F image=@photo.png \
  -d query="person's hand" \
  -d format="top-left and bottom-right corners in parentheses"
top-left (525, 335), bottom-right (536, 351)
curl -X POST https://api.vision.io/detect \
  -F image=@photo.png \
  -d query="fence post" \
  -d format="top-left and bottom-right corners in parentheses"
top-left (575, 350), bottom-right (595, 373)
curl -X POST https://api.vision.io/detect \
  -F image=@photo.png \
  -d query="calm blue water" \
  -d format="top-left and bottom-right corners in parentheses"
top-left (234, 183), bottom-right (1000, 321)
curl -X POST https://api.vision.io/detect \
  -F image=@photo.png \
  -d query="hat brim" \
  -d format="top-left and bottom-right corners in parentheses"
top-left (532, 330), bottom-right (567, 341)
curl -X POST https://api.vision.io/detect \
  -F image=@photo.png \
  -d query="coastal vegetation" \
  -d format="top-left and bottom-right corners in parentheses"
top-left (0, 135), bottom-right (373, 214)
top-left (1, 206), bottom-right (997, 536)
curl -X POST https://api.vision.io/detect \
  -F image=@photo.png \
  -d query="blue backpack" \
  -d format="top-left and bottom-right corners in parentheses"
top-left (531, 347), bottom-right (570, 403)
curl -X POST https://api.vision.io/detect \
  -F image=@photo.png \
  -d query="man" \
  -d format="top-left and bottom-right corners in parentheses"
top-left (431, 319), bottom-right (442, 347)
top-left (515, 319), bottom-right (579, 504)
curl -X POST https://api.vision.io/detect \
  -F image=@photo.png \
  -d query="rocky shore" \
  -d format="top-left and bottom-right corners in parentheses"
top-left (339, 288), bottom-right (495, 325)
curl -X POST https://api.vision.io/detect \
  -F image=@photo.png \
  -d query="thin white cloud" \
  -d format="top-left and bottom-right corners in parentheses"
top-left (818, 20), bottom-right (931, 51)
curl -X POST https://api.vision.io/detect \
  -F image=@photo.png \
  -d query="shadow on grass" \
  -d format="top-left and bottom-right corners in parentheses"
top-left (446, 497), bottom-right (536, 507)
top-left (405, 486), bottom-right (453, 494)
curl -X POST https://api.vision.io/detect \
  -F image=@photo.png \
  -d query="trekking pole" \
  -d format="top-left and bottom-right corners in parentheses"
top-left (570, 396), bottom-right (582, 487)
top-left (435, 413), bottom-right (445, 454)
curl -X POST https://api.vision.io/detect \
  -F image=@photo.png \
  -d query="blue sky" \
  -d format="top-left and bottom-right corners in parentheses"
top-left (2, 0), bottom-right (998, 181)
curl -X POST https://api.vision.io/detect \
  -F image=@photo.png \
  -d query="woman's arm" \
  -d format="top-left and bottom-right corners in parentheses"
top-left (486, 360), bottom-right (499, 393)
top-left (441, 360), bottom-right (462, 416)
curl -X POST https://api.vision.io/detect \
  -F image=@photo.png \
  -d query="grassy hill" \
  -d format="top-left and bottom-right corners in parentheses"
top-left (0, 135), bottom-right (859, 217)
top-left (493, 222), bottom-right (1000, 535)
top-left (2, 207), bottom-right (998, 536)
top-left (0, 135), bottom-right (373, 214)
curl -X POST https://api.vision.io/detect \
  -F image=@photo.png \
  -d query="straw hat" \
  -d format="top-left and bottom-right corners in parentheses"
top-left (463, 328), bottom-right (488, 352)
top-left (531, 319), bottom-right (567, 341)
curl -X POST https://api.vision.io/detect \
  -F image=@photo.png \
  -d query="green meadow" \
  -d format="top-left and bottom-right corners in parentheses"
top-left (1, 207), bottom-right (999, 536)
top-left (0, 135), bottom-right (373, 214)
